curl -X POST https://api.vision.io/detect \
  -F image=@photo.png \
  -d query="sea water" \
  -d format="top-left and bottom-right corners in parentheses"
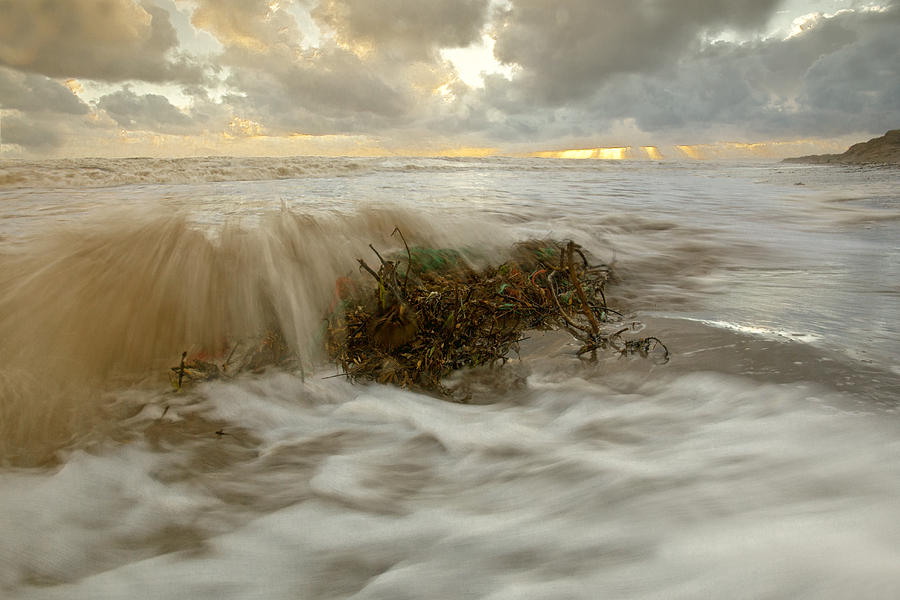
top-left (1, 157), bottom-right (898, 598)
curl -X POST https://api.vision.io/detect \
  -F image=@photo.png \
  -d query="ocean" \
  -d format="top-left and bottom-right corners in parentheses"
top-left (1, 156), bottom-right (899, 598)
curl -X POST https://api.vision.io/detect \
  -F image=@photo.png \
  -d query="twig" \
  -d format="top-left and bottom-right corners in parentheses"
top-left (547, 271), bottom-right (593, 335)
top-left (566, 242), bottom-right (601, 335)
top-left (391, 227), bottom-right (412, 293)
top-left (368, 243), bottom-right (388, 267)
top-left (361, 250), bottom-right (407, 306)
top-left (357, 258), bottom-right (382, 284)
top-left (176, 351), bottom-right (187, 389)
top-left (222, 343), bottom-right (238, 372)
top-left (322, 372), bottom-right (350, 379)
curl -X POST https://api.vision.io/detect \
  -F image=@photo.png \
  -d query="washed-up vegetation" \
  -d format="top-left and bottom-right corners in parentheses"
top-left (171, 229), bottom-right (667, 397)
top-left (323, 230), bottom-right (667, 396)
top-left (169, 328), bottom-right (296, 390)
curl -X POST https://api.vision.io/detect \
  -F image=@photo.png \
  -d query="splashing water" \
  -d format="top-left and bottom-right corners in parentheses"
top-left (1, 157), bottom-right (898, 598)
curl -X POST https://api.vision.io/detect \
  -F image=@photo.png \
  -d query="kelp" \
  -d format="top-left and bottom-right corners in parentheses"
top-left (169, 230), bottom-right (667, 395)
top-left (169, 329), bottom-right (295, 390)
top-left (324, 230), bottom-right (667, 397)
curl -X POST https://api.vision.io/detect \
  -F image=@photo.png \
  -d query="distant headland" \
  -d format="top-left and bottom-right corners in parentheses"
top-left (783, 129), bottom-right (900, 165)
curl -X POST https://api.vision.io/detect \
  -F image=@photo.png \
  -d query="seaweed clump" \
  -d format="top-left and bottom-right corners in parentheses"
top-left (169, 329), bottom-right (296, 390)
top-left (324, 229), bottom-right (667, 396)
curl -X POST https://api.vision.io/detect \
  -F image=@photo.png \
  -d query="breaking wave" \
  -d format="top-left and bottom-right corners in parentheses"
top-left (0, 205), bottom-right (510, 464)
top-left (0, 157), bottom-right (378, 189)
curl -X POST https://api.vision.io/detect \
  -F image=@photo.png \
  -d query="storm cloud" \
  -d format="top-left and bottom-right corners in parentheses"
top-left (0, 0), bottom-right (205, 83)
top-left (471, 2), bottom-right (900, 142)
top-left (0, 68), bottom-right (90, 115)
top-left (1, 0), bottom-right (897, 156)
top-left (96, 87), bottom-right (194, 133)
top-left (314, 0), bottom-right (489, 59)
top-left (491, 0), bottom-right (784, 104)
top-left (1, 113), bottom-right (63, 150)
top-left (186, 0), bottom-right (465, 135)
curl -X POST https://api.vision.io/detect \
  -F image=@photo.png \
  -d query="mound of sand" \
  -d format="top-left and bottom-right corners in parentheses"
top-left (783, 129), bottom-right (900, 165)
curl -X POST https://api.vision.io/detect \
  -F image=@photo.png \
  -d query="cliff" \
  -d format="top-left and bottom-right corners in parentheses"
top-left (783, 129), bottom-right (900, 165)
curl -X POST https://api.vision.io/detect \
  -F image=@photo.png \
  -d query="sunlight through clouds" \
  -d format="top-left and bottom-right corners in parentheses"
top-left (441, 34), bottom-right (514, 88)
top-left (0, 0), bottom-right (896, 157)
top-left (226, 117), bottom-right (265, 138)
top-left (531, 147), bottom-right (630, 160)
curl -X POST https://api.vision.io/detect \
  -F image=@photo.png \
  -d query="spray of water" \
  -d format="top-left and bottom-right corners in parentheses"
top-left (0, 205), bottom-right (507, 464)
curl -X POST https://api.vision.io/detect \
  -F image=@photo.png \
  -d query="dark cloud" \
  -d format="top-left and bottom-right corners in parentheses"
top-left (220, 65), bottom-right (407, 136)
top-left (798, 9), bottom-right (900, 134)
top-left (313, 0), bottom-right (489, 59)
top-left (1, 0), bottom-right (897, 154)
top-left (1, 113), bottom-right (62, 150)
top-left (0, 68), bottom-right (90, 114)
top-left (188, 0), bottom-right (451, 136)
top-left (472, 3), bottom-right (900, 142)
top-left (223, 44), bottom-right (420, 124)
top-left (492, 0), bottom-right (785, 104)
top-left (96, 87), bottom-right (193, 133)
top-left (626, 5), bottom-right (900, 139)
top-left (190, 0), bottom-right (304, 53)
top-left (0, 0), bottom-right (205, 83)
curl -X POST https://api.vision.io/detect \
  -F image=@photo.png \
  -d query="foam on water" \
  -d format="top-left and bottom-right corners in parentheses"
top-left (0, 156), bottom-right (379, 189)
top-left (1, 157), bottom-right (899, 597)
top-left (1, 368), bottom-right (898, 599)
top-left (0, 205), bottom-right (514, 463)
top-left (687, 318), bottom-right (824, 344)
top-left (0, 156), bottom-right (561, 190)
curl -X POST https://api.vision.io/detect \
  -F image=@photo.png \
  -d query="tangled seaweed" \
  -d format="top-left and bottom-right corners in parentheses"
top-left (168, 230), bottom-right (667, 396)
top-left (324, 230), bottom-right (668, 396)
top-left (169, 329), bottom-right (295, 390)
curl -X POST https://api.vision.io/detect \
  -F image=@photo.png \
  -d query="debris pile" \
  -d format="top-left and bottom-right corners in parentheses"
top-left (169, 230), bottom-right (667, 396)
top-left (169, 329), bottom-right (295, 390)
top-left (324, 230), bottom-right (667, 396)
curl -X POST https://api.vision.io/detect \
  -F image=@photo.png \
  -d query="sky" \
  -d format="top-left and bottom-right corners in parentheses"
top-left (0, 0), bottom-right (897, 158)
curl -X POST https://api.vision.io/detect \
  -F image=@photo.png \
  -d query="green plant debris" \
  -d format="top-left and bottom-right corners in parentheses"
top-left (168, 231), bottom-right (667, 396)
top-left (168, 329), bottom-right (295, 390)
top-left (324, 231), bottom-right (668, 397)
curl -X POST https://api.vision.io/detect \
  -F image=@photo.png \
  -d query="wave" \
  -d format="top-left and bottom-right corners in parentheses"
top-left (0, 156), bottom-right (382, 189)
top-left (0, 156), bottom-right (651, 189)
top-left (0, 205), bottom-right (511, 464)
top-left (3, 366), bottom-right (899, 598)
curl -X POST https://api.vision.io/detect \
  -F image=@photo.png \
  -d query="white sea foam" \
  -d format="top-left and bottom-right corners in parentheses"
top-left (687, 318), bottom-right (823, 344)
top-left (2, 370), bottom-right (899, 599)
top-left (1, 158), bottom-right (899, 598)
top-left (0, 156), bottom-right (534, 189)
top-left (0, 156), bottom-right (377, 189)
